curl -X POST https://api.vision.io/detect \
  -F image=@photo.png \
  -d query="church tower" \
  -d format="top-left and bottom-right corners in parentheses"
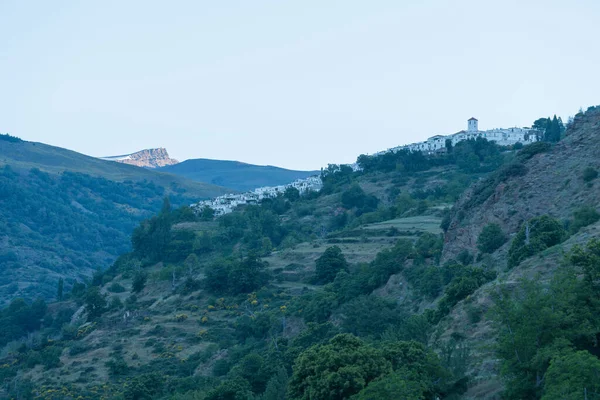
top-left (468, 117), bottom-right (478, 132)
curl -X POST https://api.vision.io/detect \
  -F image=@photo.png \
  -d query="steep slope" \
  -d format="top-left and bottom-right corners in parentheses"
top-left (100, 148), bottom-right (179, 168)
top-left (159, 158), bottom-right (319, 191)
top-left (0, 137), bottom-right (228, 305)
top-left (433, 107), bottom-right (600, 397)
top-left (442, 107), bottom-right (600, 264)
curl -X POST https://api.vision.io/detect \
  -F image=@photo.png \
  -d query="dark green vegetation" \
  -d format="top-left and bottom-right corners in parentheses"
top-left (2, 107), bottom-right (600, 399)
top-left (159, 158), bottom-right (319, 192)
top-left (0, 138), bottom-right (227, 305)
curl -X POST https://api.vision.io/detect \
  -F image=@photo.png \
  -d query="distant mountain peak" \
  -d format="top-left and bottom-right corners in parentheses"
top-left (100, 148), bottom-right (179, 168)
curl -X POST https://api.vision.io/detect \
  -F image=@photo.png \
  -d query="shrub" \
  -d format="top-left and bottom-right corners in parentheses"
top-left (582, 167), bottom-right (598, 182)
top-left (570, 206), bottom-right (600, 234)
top-left (314, 246), bottom-right (349, 284)
top-left (477, 223), bottom-right (507, 254)
top-left (517, 142), bottom-right (551, 160)
top-left (108, 282), bottom-right (126, 293)
top-left (508, 215), bottom-right (566, 267)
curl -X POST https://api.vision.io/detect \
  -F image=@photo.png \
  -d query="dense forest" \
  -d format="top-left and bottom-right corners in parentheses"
top-left (0, 136), bottom-right (225, 304)
top-left (1, 107), bottom-right (600, 399)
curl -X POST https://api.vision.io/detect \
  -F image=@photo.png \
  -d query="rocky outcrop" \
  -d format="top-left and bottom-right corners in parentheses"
top-left (100, 148), bottom-right (179, 168)
top-left (441, 106), bottom-right (600, 264)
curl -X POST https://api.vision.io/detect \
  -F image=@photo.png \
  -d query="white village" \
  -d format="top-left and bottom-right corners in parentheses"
top-left (193, 118), bottom-right (541, 216)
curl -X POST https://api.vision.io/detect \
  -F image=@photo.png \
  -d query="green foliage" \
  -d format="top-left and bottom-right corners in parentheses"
top-left (477, 223), bottom-right (507, 253)
top-left (123, 373), bottom-right (165, 400)
top-left (341, 185), bottom-right (379, 216)
top-left (132, 271), bottom-right (148, 293)
top-left (204, 378), bottom-right (254, 400)
top-left (0, 133), bottom-right (23, 142)
top-left (415, 233), bottom-right (443, 262)
top-left (106, 356), bottom-right (129, 377)
top-left (314, 246), bottom-right (349, 284)
top-left (570, 206), bottom-right (600, 234)
top-left (542, 349), bottom-right (600, 400)
top-left (338, 295), bottom-right (404, 338)
top-left (205, 254), bottom-right (270, 295)
top-left (582, 166), bottom-right (598, 182)
top-left (84, 286), bottom-right (108, 320)
top-left (517, 141), bottom-right (552, 160)
top-left (435, 266), bottom-right (496, 318)
top-left (284, 186), bottom-right (301, 202)
top-left (0, 298), bottom-right (47, 347)
top-left (508, 215), bottom-right (566, 267)
top-left (57, 278), bottom-right (64, 301)
top-left (351, 372), bottom-right (424, 400)
top-left (491, 244), bottom-right (600, 399)
top-left (288, 334), bottom-right (392, 400)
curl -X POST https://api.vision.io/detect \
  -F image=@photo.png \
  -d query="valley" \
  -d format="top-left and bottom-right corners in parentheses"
top-left (1, 107), bottom-right (600, 399)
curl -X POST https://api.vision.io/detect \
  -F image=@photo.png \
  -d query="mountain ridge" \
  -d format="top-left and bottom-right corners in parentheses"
top-left (159, 158), bottom-right (319, 192)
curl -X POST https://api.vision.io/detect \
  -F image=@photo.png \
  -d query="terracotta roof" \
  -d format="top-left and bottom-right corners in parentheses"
top-left (468, 117), bottom-right (478, 121)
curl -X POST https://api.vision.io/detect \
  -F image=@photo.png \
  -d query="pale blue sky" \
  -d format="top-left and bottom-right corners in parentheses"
top-left (1, 1), bottom-right (599, 170)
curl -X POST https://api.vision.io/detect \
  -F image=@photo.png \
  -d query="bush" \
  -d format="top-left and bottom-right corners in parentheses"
top-left (508, 215), bottom-right (566, 267)
top-left (314, 246), bottom-right (349, 284)
top-left (517, 142), bottom-right (551, 160)
top-left (582, 167), bottom-right (598, 182)
top-left (570, 206), bottom-right (600, 234)
top-left (477, 223), bottom-right (507, 254)
top-left (108, 282), bottom-right (126, 293)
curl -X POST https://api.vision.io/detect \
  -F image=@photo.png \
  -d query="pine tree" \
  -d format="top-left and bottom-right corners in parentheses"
top-left (57, 278), bottom-right (64, 301)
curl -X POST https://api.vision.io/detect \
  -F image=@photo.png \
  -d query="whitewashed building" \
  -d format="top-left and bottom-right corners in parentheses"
top-left (191, 176), bottom-right (323, 217)
top-left (390, 118), bottom-right (539, 155)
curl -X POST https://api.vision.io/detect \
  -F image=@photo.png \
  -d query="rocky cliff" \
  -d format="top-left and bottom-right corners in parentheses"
top-left (100, 148), bottom-right (179, 168)
top-left (441, 106), bottom-right (600, 264)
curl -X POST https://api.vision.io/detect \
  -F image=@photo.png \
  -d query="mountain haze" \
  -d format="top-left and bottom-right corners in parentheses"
top-left (159, 158), bottom-right (319, 191)
top-left (0, 136), bottom-right (228, 305)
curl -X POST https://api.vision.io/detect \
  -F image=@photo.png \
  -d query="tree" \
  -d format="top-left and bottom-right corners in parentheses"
top-left (132, 271), bottom-right (148, 293)
top-left (570, 206), bottom-right (600, 234)
top-left (199, 205), bottom-right (215, 221)
top-left (352, 372), bottom-right (424, 400)
top-left (445, 138), bottom-right (453, 153)
top-left (57, 278), bottom-right (64, 301)
top-left (284, 186), bottom-right (301, 202)
top-left (228, 253), bottom-right (269, 294)
top-left (288, 334), bottom-right (391, 400)
top-left (315, 246), bottom-right (349, 284)
top-left (84, 286), bottom-right (107, 320)
top-left (582, 167), bottom-right (598, 183)
top-left (204, 378), bottom-right (254, 400)
top-left (259, 367), bottom-right (288, 400)
top-left (508, 215), bottom-right (566, 267)
top-left (477, 223), bottom-right (507, 254)
top-left (542, 350), bottom-right (600, 400)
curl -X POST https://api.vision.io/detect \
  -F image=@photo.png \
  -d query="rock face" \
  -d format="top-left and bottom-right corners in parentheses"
top-left (100, 148), bottom-right (179, 168)
top-left (441, 107), bottom-right (600, 264)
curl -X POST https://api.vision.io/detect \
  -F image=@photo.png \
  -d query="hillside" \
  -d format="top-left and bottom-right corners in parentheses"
top-left (159, 158), bottom-right (319, 192)
top-left (0, 137), bottom-right (228, 305)
top-left (1, 109), bottom-right (600, 400)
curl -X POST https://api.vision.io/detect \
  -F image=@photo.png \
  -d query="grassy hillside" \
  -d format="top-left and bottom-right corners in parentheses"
top-left (2, 109), bottom-right (600, 399)
top-left (0, 136), bottom-right (229, 305)
top-left (159, 158), bottom-right (319, 191)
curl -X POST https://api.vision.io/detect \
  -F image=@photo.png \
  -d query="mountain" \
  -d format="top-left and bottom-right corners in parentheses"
top-left (2, 108), bottom-right (600, 399)
top-left (0, 136), bottom-right (228, 305)
top-left (159, 158), bottom-right (319, 192)
top-left (99, 148), bottom-right (179, 168)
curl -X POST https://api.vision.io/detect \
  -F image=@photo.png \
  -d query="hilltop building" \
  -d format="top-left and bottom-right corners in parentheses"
top-left (191, 176), bottom-right (322, 217)
top-left (388, 117), bottom-right (539, 155)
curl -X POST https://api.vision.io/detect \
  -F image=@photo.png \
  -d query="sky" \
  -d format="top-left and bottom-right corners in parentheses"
top-left (1, 1), bottom-right (599, 170)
